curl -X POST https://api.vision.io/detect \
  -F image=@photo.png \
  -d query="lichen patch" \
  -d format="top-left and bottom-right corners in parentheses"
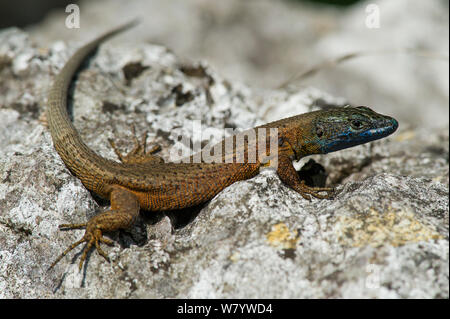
top-left (336, 208), bottom-right (443, 248)
top-left (266, 223), bottom-right (299, 249)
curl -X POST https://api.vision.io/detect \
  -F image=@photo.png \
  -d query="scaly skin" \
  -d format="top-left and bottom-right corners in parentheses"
top-left (47, 23), bottom-right (398, 270)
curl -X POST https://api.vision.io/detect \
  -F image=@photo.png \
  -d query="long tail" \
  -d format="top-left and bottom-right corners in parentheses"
top-left (47, 20), bottom-right (138, 189)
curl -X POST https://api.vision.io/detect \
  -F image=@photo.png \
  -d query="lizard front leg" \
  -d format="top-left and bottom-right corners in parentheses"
top-left (49, 185), bottom-right (140, 270)
top-left (276, 154), bottom-right (335, 200)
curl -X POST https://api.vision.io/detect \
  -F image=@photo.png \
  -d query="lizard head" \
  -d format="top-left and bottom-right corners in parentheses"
top-left (309, 106), bottom-right (398, 154)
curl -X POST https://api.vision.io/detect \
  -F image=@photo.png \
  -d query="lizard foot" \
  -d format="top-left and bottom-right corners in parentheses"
top-left (109, 124), bottom-right (163, 165)
top-left (49, 186), bottom-right (140, 271)
top-left (49, 218), bottom-right (114, 271)
top-left (297, 180), bottom-right (335, 200)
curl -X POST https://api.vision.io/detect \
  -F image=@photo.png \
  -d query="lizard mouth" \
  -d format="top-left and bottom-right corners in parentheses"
top-left (363, 117), bottom-right (399, 140)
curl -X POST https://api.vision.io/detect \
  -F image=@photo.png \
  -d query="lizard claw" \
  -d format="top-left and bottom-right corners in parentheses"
top-left (49, 221), bottom-right (113, 271)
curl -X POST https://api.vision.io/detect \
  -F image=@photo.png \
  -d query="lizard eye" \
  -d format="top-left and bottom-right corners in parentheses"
top-left (350, 119), bottom-right (364, 130)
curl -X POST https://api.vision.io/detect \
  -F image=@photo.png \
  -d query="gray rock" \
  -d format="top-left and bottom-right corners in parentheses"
top-left (0, 1), bottom-right (448, 299)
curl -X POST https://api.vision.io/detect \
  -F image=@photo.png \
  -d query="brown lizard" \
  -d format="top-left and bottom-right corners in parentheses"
top-left (47, 22), bottom-right (398, 270)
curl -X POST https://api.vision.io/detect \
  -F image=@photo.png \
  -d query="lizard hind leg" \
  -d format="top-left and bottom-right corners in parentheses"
top-left (49, 185), bottom-right (141, 271)
top-left (108, 124), bottom-right (163, 165)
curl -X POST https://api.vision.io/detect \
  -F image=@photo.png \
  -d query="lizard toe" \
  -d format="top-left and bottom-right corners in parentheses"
top-left (49, 222), bottom-right (113, 271)
top-left (299, 181), bottom-right (335, 199)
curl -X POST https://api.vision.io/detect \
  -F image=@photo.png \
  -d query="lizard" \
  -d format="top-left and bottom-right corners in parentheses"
top-left (46, 21), bottom-right (399, 270)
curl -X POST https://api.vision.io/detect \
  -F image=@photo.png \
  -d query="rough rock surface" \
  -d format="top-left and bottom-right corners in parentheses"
top-left (0, 0), bottom-right (448, 298)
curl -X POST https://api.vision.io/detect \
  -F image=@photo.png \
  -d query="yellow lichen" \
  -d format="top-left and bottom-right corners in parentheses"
top-left (336, 208), bottom-right (443, 247)
top-left (266, 223), bottom-right (299, 249)
top-left (229, 252), bottom-right (240, 263)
